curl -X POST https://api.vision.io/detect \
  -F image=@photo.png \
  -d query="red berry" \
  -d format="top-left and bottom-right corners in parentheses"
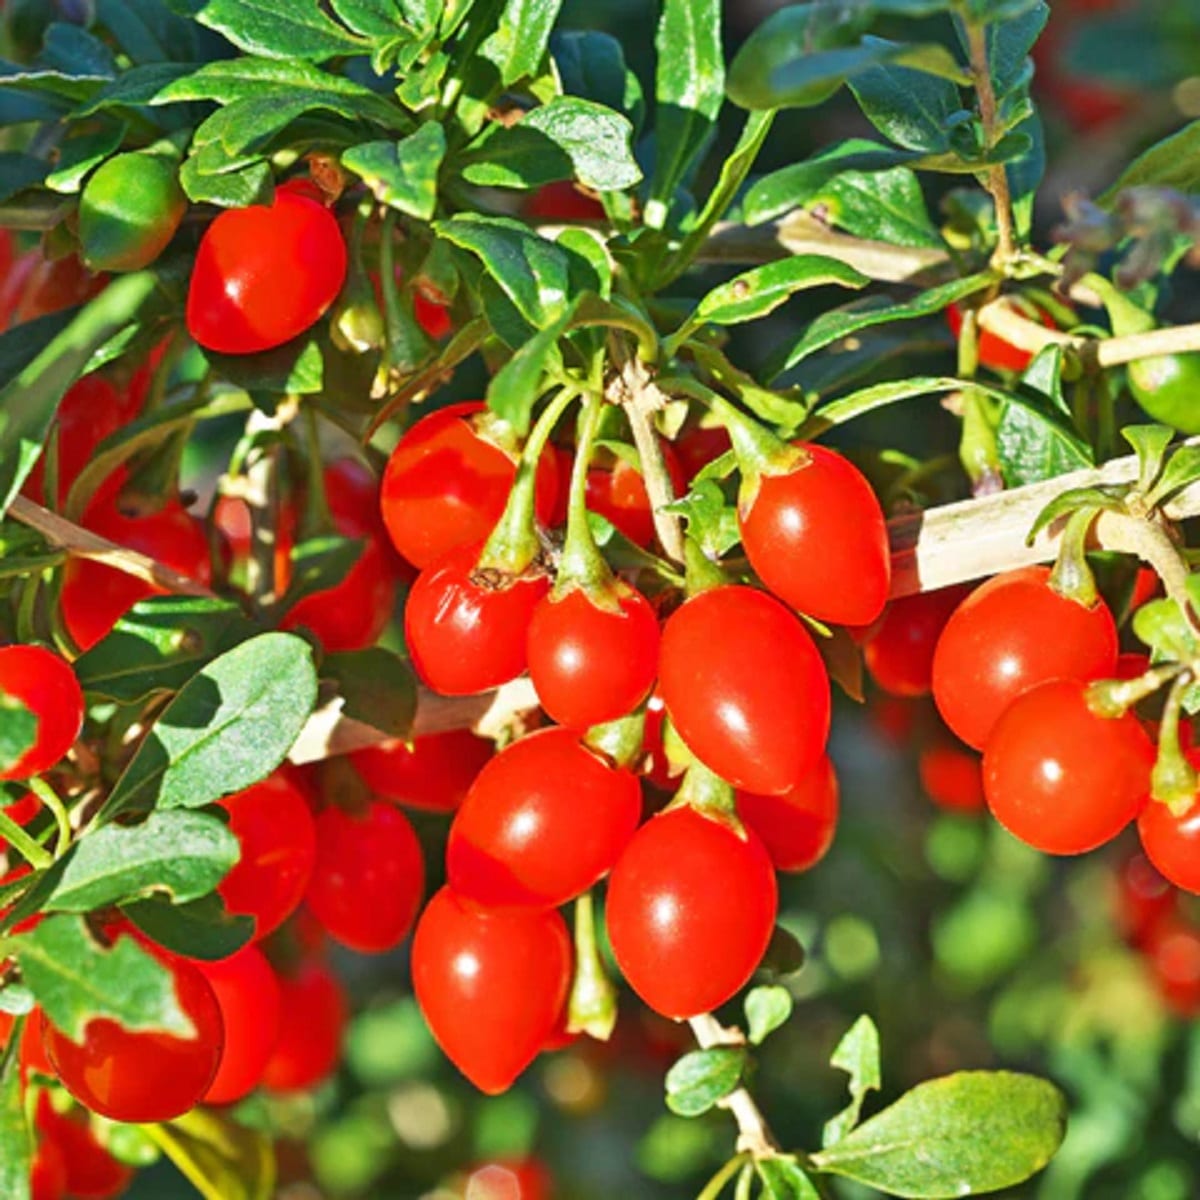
top-left (946, 301), bottom-right (1058, 373)
top-left (35, 1093), bottom-right (133, 1200)
top-left (43, 932), bottom-right (224, 1123)
top-left (261, 959), bottom-right (348, 1093)
top-left (863, 586), bottom-right (970, 698)
top-left (606, 806), bottom-right (777, 1018)
top-left (676, 425), bottom-right (732, 484)
top-left (464, 1159), bottom-right (554, 1200)
top-left (2, 249), bottom-right (104, 329)
top-left (31, 1135), bottom-right (67, 1200)
top-left (186, 180), bottom-right (346, 355)
top-left (1146, 916), bottom-right (1200, 1017)
top-left (526, 585), bottom-right (660, 729)
top-left (1115, 853), bottom-right (1176, 948)
top-left (0, 646), bottom-right (84, 781)
top-left (306, 801), bottom-right (424, 952)
top-left (349, 729), bottom-right (493, 812)
top-left (659, 585), bottom-right (830, 795)
top-left (217, 773), bottom-right (317, 940)
top-left (932, 565), bottom-right (1118, 750)
top-left (405, 544), bottom-right (549, 695)
top-left (738, 445), bottom-right (891, 626)
top-left (447, 728), bottom-right (642, 910)
top-left (585, 442), bottom-right (686, 549)
top-left (522, 181), bottom-right (605, 221)
top-left (1138, 764), bottom-right (1200, 895)
top-left (380, 403), bottom-right (558, 570)
top-left (412, 887), bottom-right (571, 1094)
top-left (198, 945), bottom-right (282, 1105)
top-left (918, 741), bottom-right (985, 813)
top-left (737, 755), bottom-right (839, 872)
top-left (983, 679), bottom-right (1152, 854)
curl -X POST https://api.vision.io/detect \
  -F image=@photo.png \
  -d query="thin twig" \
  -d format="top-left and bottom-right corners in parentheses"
top-left (689, 1013), bottom-right (778, 1159)
top-left (967, 22), bottom-right (1017, 268)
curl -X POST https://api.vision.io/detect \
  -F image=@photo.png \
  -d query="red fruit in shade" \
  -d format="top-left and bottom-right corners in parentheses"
top-left (35, 1093), bottom-right (133, 1200)
top-left (983, 678), bottom-right (1152, 855)
top-left (931, 565), bottom-right (1119, 750)
top-left (349, 729), bottom-right (493, 812)
top-left (0, 646), bottom-right (84, 781)
top-left (1138, 757), bottom-right (1200, 895)
top-left (306, 801), bottom-right (424, 952)
top-left (186, 180), bottom-right (346, 355)
top-left (198, 945), bottom-right (282, 1105)
top-left (31, 1135), bottom-right (67, 1200)
top-left (2, 250), bottom-right (104, 329)
top-left (585, 442), bottom-right (686, 548)
top-left (522, 181), bottom-right (605, 221)
top-left (216, 773), bottom-right (317, 940)
top-left (261, 960), bottom-right (348, 1093)
top-left (676, 425), bottom-right (732, 484)
top-left (946, 301), bottom-right (1058, 374)
top-left (42, 932), bottom-right (224, 1123)
top-left (412, 887), bottom-right (572, 1094)
top-left (405, 544), bottom-right (550, 695)
top-left (447, 727), bottom-right (642, 910)
top-left (738, 444), bottom-right (891, 627)
top-left (526, 585), bottom-right (660, 730)
top-left (918, 741), bottom-right (986, 813)
top-left (659, 585), bottom-right (830, 795)
top-left (606, 806), bottom-right (777, 1019)
top-left (380, 402), bottom-right (558, 570)
top-left (640, 692), bottom-right (678, 792)
top-left (61, 489), bottom-right (212, 652)
top-left (863, 586), bottom-right (970, 698)
top-left (1146, 916), bottom-right (1200, 1017)
top-left (737, 755), bottom-right (839, 872)
top-left (1115, 853), bottom-right (1177, 948)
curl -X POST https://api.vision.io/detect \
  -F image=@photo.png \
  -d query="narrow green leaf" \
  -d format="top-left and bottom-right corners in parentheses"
top-left (0, 152), bottom-right (49, 203)
top-left (647, 0), bottom-right (723, 228)
top-left (811, 1071), bottom-right (1067, 1198)
top-left (152, 55), bottom-right (386, 105)
top-left (664, 1047), bottom-right (746, 1117)
top-left (0, 1028), bottom-right (31, 1200)
top-left (145, 1107), bottom-right (276, 1200)
top-left (694, 256), bottom-right (869, 329)
top-left (44, 811), bottom-right (239, 913)
top-left (43, 123), bottom-right (128, 193)
top-left (758, 1156), bottom-right (821, 1200)
top-left (551, 30), bottom-right (645, 134)
top-left (73, 62), bottom-right (194, 116)
top-left (195, 0), bottom-right (366, 61)
top-left (202, 336), bottom-right (324, 395)
top-left (848, 41), bottom-right (962, 152)
top-left (100, 632), bottom-right (318, 820)
top-left (807, 166), bottom-right (942, 248)
top-left (479, 0), bottom-right (564, 86)
top-left (1100, 119), bottom-right (1200, 204)
top-left (343, 123), bottom-right (445, 220)
top-left (179, 156), bottom-right (271, 208)
top-left (14, 914), bottom-right (194, 1040)
top-left (745, 985), bottom-right (793, 1045)
top-left (124, 893), bottom-right (254, 962)
top-left (321, 648), bottom-right (418, 741)
top-left (485, 301), bottom-right (576, 435)
top-left (823, 1014), bottom-right (882, 1147)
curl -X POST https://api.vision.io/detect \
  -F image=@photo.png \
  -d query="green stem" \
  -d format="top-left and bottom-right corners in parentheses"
top-left (1088, 662), bottom-right (1183, 718)
top-left (479, 387), bottom-right (580, 574)
top-left (672, 756), bottom-right (742, 832)
top-left (683, 535), bottom-right (731, 596)
top-left (567, 891), bottom-right (618, 1040)
top-left (1048, 507), bottom-right (1101, 608)
top-left (0, 808), bottom-right (51, 872)
top-left (556, 392), bottom-right (616, 597)
top-left (300, 405), bottom-right (335, 536)
top-left (696, 1154), bottom-right (752, 1200)
top-left (1150, 674), bottom-right (1198, 814)
top-left (26, 777), bottom-right (71, 859)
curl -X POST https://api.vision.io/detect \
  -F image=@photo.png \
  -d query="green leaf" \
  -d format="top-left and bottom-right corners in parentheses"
top-left (179, 156), bottom-right (271, 208)
top-left (14, 913), bottom-right (194, 1040)
top-left (758, 1156), bottom-right (821, 1200)
top-left (463, 98), bottom-right (641, 192)
top-left (203, 336), bottom-right (324, 395)
top-left (331, 0), bottom-right (418, 38)
top-left (743, 139), bottom-right (916, 226)
top-left (1133, 598), bottom-right (1197, 665)
top-left (1147, 443), bottom-right (1200, 509)
top-left (664, 1047), bottom-right (746, 1117)
top-left (1005, 113), bottom-right (1043, 240)
top-left (769, 274), bottom-right (992, 380)
top-left (848, 41), bottom-right (962, 153)
top-left (73, 62), bottom-right (194, 116)
top-left (479, 0), bottom-right (564, 87)
top-left (100, 632), bottom-right (318, 820)
top-left (153, 54), bottom-right (387, 106)
top-left (43, 811), bottom-right (239, 914)
top-left (551, 31), bottom-right (644, 135)
top-left (986, 1), bottom-right (1049, 98)
top-left (124, 893), bottom-right (254, 962)
top-left (0, 697), bottom-right (35, 779)
top-left (823, 1014), bottom-right (882, 1147)
top-left (810, 1071), bottom-right (1067, 1197)
top-left (693, 256), bottom-right (870, 328)
top-left (665, 478), bottom-right (740, 559)
top-left (43, 122), bottom-right (128, 194)
top-left (343, 123), bottom-right (445, 220)
top-left (1099, 120), bottom-right (1200, 205)
top-left (647, 0), bottom-right (723, 229)
top-left (0, 152), bottom-right (49, 203)
top-left (0, 1028), bottom-right (31, 1200)
top-left (321, 648), bottom-right (418, 741)
top-left (145, 1107), bottom-right (276, 1200)
top-left (485, 300), bottom-right (577, 435)
top-left (195, 0), bottom-right (366, 61)
top-left (807, 166), bottom-right (942, 248)
top-left (94, 0), bottom-right (200, 66)
top-left (745, 985), bottom-right (793, 1045)
top-left (74, 596), bottom-right (261, 703)
top-left (435, 214), bottom-right (574, 326)
top-left (274, 536), bottom-right (364, 614)
top-left (0, 275), bottom-right (158, 516)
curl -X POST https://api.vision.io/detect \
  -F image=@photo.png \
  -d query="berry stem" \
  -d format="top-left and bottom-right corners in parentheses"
top-left (1047, 507), bottom-right (1101, 608)
top-left (688, 1012), bottom-right (778, 1158)
top-left (696, 1153), bottom-right (752, 1200)
top-left (0, 807), bottom-right (51, 872)
top-left (566, 890), bottom-right (618, 1040)
top-left (556, 392), bottom-right (618, 598)
top-left (26, 777), bottom-right (71, 859)
top-left (1150, 673), bottom-right (1198, 816)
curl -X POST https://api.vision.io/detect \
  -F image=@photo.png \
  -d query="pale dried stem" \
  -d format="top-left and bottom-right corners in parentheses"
top-left (688, 1012), bottom-right (778, 1159)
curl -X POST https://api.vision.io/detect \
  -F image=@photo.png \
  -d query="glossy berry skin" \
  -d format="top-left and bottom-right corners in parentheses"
top-left (306, 801), bottom-right (425, 952)
top-left (261, 960), bottom-right (348, 1093)
top-left (43, 933), bottom-right (224, 1123)
top-left (659, 586), bottom-right (830, 795)
top-left (676, 425), bottom-right (732, 484)
top-left (737, 755), bottom-right (839, 873)
top-left (447, 728), bottom-right (642, 910)
top-left (405, 544), bottom-right (550, 695)
top-left (217, 773), bottom-right (317, 940)
top-left (526, 585), bottom-right (661, 729)
top-left (606, 806), bottom-right (777, 1019)
top-left (0, 646), bottom-right (84, 780)
top-left (412, 887), bottom-right (572, 1094)
top-left (585, 443), bottom-right (686, 549)
top-left (62, 490), bottom-right (212, 651)
top-left (349, 729), bottom-right (493, 812)
top-left (380, 403), bottom-right (558, 570)
top-left (864, 586), bottom-right (970, 698)
top-left (931, 565), bottom-right (1118, 750)
top-left (35, 1093), bottom-right (133, 1200)
top-left (983, 679), bottom-right (1152, 855)
top-left (946, 301), bottom-right (1057, 374)
top-left (198, 945), bottom-right (282, 1105)
top-left (918, 742), bottom-right (985, 813)
top-left (739, 445), bottom-right (891, 627)
top-left (186, 179), bottom-right (346, 355)
top-left (1138, 759), bottom-right (1200, 894)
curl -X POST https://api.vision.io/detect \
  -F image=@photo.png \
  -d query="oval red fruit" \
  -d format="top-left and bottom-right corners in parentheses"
top-left (261, 960), bottom-right (348, 1093)
top-left (0, 646), bottom-right (84, 781)
top-left (737, 755), bottom-right (839, 872)
top-left (349, 729), bottom-right (493, 812)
